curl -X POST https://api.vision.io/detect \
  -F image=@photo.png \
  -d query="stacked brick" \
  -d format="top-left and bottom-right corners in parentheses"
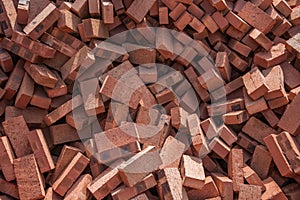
top-left (0, 0), bottom-right (300, 199)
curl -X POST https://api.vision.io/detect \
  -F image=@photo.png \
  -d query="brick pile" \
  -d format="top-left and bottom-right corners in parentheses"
top-left (0, 0), bottom-right (300, 199)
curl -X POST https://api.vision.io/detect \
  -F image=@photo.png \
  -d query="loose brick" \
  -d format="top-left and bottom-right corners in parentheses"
top-left (157, 168), bottom-right (188, 200)
top-left (2, 116), bottom-right (32, 157)
top-left (52, 152), bottom-right (89, 196)
top-left (118, 145), bottom-right (161, 187)
top-left (238, 2), bottom-right (276, 34)
top-left (23, 3), bottom-right (61, 40)
top-left (14, 154), bottom-right (45, 199)
top-left (211, 173), bottom-right (233, 200)
top-left (0, 136), bottom-right (15, 181)
top-left (242, 67), bottom-right (269, 100)
top-left (278, 93), bottom-right (300, 136)
top-left (28, 129), bottom-right (55, 173)
top-left (228, 148), bottom-right (244, 192)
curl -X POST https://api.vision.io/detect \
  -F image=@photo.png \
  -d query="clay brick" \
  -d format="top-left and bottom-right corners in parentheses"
top-left (28, 129), bottom-right (55, 173)
top-left (242, 117), bottom-right (277, 144)
top-left (0, 38), bottom-right (43, 63)
top-left (184, 67), bottom-right (210, 102)
top-left (187, 176), bottom-right (220, 199)
top-left (223, 110), bottom-right (249, 125)
top-left (228, 39), bottom-right (251, 57)
top-left (181, 155), bottom-right (205, 190)
top-left (278, 93), bottom-right (300, 136)
top-left (14, 154), bottom-right (45, 199)
top-left (44, 95), bottom-right (82, 126)
top-left (252, 0), bottom-right (272, 10)
top-left (253, 43), bottom-right (288, 68)
top-left (100, 75), bottom-right (141, 109)
top-left (238, 184), bottom-right (262, 200)
top-left (0, 49), bottom-right (13, 72)
top-left (198, 68), bottom-right (225, 91)
top-left (79, 78), bottom-right (105, 116)
top-left (159, 135), bottom-right (186, 169)
top-left (30, 86), bottom-right (51, 109)
top-left (215, 52), bottom-right (231, 82)
top-left (23, 3), bottom-right (60, 40)
top-left (49, 123), bottom-right (84, 145)
top-left (187, 3), bottom-right (204, 20)
top-left (225, 11), bottom-right (251, 33)
top-left (273, 0), bottom-right (292, 17)
top-left (71, 0), bottom-right (88, 18)
top-left (209, 138), bottom-right (230, 159)
top-left (237, 133), bottom-right (258, 154)
top-left (211, 77), bottom-right (243, 101)
top-left (243, 88), bottom-right (268, 115)
top-left (280, 62), bottom-right (300, 90)
top-left (228, 148), bottom-right (244, 192)
top-left (2, 115), bottom-right (32, 157)
top-left (207, 98), bottom-right (244, 116)
top-left (169, 3), bottom-right (186, 21)
top-left (290, 6), bottom-right (300, 26)
top-left (14, 72), bottom-right (34, 109)
top-left (261, 177), bottom-right (288, 200)
top-left (286, 33), bottom-right (300, 59)
top-left (211, 173), bottom-right (233, 200)
top-left (188, 114), bottom-right (209, 157)
top-left (0, 136), bottom-right (15, 181)
top-left (126, 0), bottom-right (156, 23)
top-left (4, 59), bottom-right (25, 100)
top-left (243, 166), bottom-right (266, 191)
top-left (57, 9), bottom-right (81, 34)
top-left (0, 0), bottom-right (18, 37)
top-left (218, 125), bottom-right (238, 146)
top-left (261, 109), bottom-right (279, 128)
top-left (171, 106), bottom-right (188, 129)
top-left (44, 71), bottom-right (67, 98)
top-left (64, 174), bottom-right (92, 200)
top-left (174, 11), bottom-right (193, 31)
top-left (238, 2), bottom-right (276, 34)
top-left (201, 14), bottom-right (219, 34)
top-left (263, 65), bottom-right (286, 100)
top-left (88, 0), bottom-right (101, 17)
top-left (40, 33), bottom-right (76, 58)
top-left (101, 0), bottom-right (114, 24)
top-left (250, 145), bottom-right (272, 180)
top-left (49, 145), bottom-right (83, 185)
top-left (212, 0), bottom-right (229, 10)
top-left (88, 162), bottom-right (122, 199)
top-left (24, 63), bottom-right (58, 88)
top-left (94, 123), bottom-right (138, 154)
top-left (201, 118), bottom-right (219, 140)
top-left (242, 67), bottom-right (269, 100)
top-left (53, 152), bottom-right (89, 196)
top-left (0, 176), bottom-right (19, 199)
top-left (118, 145), bottom-right (161, 186)
top-left (211, 12), bottom-right (229, 32)
top-left (111, 174), bottom-right (156, 200)
top-left (5, 106), bottom-right (47, 128)
top-left (276, 131), bottom-right (300, 174)
top-left (157, 168), bottom-right (188, 200)
top-left (264, 134), bottom-right (294, 177)
top-left (249, 29), bottom-right (273, 51)
top-left (112, 0), bottom-right (124, 15)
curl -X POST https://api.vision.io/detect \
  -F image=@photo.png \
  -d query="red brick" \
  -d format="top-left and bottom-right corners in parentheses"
top-left (14, 154), bottom-right (45, 199)
top-left (52, 152), bottom-right (89, 196)
top-left (28, 129), bottom-right (55, 173)
top-left (126, 0), bottom-right (156, 23)
top-left (0, 136), bottom-right (15, 181)
top-left (238, 2), bottom-right (276, 34)
top-left (211, 173), bottom-right (233, 200)
top-left (264, 134), bottom-right (294, 177)
top-left (228, 148), bottom-right (244, 192)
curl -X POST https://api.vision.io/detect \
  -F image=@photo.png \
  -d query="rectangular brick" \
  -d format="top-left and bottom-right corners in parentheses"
top-left (23, 3), bottom-right (61, 40)
top-left (14, 154), bottom-right (45, 199)
top-left (228, 148), bottom-right (244, 192)
top-left (28, 129), bottom-right (55, 173)
top-left (52, 152), bottom-right (89, 196)
top-left (0, 136), bottom-right (15, 181)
